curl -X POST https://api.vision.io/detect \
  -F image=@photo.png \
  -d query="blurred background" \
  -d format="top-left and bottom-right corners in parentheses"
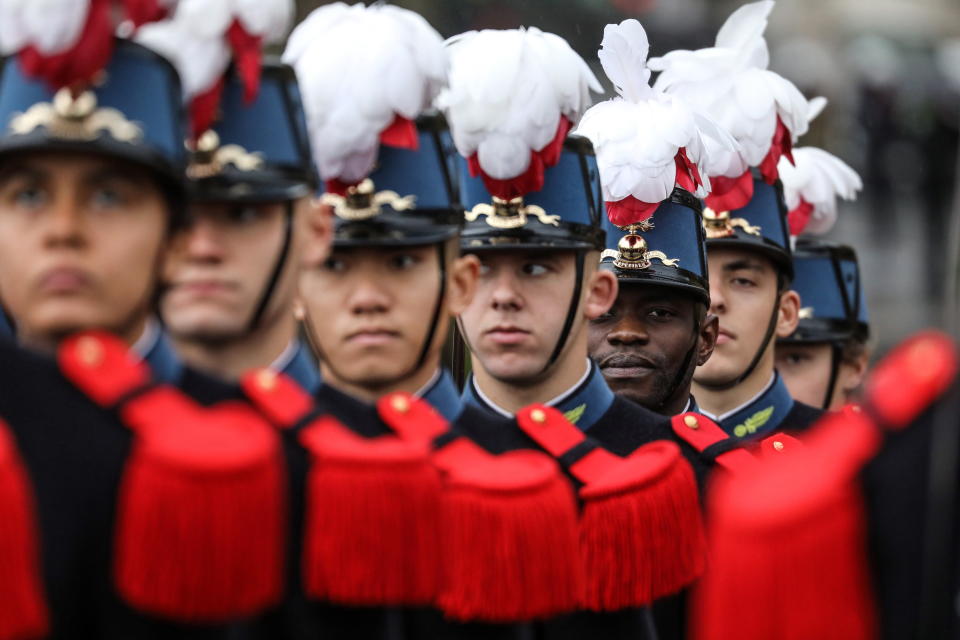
top-left (295, 0), bottom-right (960, 354)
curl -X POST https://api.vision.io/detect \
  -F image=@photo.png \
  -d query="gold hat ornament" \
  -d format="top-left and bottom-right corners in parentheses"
top-left (186, 130), bottom-right (264, 180)
top-left (701, 207), bottom-right (761, 239)
top-left (601, 220), bottom-right (679, 270)
top-left (466, 196), bottom-right (561, 229)
top-left (9, 87), bottom-right (142, 144)
top-left (320, 178), bottom-right (416, 221)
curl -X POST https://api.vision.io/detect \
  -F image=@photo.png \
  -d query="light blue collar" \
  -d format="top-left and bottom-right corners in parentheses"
top-left (419, 369), bottom-right (464, 423)
top-left (139, 327), bottom-right (183, 385)
top-left (701, 373), bottom-right (795, 440)
top-left (462, 360), bottom-right (615, 432)
top-left (279, 340), bottom-right (321, 394)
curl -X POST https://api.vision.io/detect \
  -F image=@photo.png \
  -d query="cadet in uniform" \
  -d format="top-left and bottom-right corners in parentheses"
top-left (159, 60), bottom-right (326, 392)
top-left (0, 9), bottom-right (284, 637)
top-left (773, 124), bottom-right (869, 410)
top-left (649, 1), bottom-right (823, 442)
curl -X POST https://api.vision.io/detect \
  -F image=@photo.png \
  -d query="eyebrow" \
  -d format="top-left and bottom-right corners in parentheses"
top-left (721, 259), bottom-right (768, 274)
top-left (0, 165), bottom-right (45, 188)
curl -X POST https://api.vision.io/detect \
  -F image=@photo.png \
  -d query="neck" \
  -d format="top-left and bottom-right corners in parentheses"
top-left (172, 312), bottom-right (297, 381)
top-left (692, 342), bottom-right (775, 416)
top-left (473, 339), bottom-right (591, 414)
top-left (659, 385), bottom-right (694, 417)
top-left (19, 313), bottom-right (149, 356)
top-left (321, 354), bottom-right (441, 404)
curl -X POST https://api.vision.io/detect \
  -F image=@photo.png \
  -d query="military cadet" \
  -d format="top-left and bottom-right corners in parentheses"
top-left (773, 123), bottom-right (869, 410)
top-left (650, 1), bottom-right (824, 443)
top-left (775, 240), bottom-right (870, 409)
top-left (579, 19), bottom-right (722, 417)
top-left (159, 62), bottom-right (325, 392)
top-left (0, 7), bottom-right (286, 638)
top-left (445, 24), bottom-right (706, 640)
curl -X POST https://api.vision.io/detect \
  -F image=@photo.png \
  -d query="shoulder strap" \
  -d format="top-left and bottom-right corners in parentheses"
top-left (671, 411), bottom-right (758, 472)
top-left (240, 368), bottom-right (315, 429)
top-left (58, 331), bottom-right (151, 408)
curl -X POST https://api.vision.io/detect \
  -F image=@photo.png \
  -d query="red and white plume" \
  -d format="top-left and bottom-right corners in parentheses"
top-left (437, 27), bottom-right (602, 200)
top-left (0, 0), bottom-right (173, 89)
top-left (282, 2), bottom-right (446, 194)
top-left (574, 19), bottom-right (739, 227)
top-left (778, 98), bottom-right (862, 236)
top-left (648, 0), bottom-right (809, 212)
top-left (136, 0), bottom-right (294, 139)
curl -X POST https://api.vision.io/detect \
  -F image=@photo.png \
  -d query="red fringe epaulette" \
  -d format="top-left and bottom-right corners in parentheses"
top-left (515, 404), bottom-right (706, 611)
top-left (0, 418), bottom-right (48, 640)
top-left (692, 331), bottom-right (958, 640)
top-left (59, 331), bottom-right (285, 622)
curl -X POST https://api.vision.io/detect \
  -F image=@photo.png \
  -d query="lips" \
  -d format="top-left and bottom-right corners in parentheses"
top-left (716, 328), bottom-right (736, 346)
top-left (485, 325), bottom-right (531, 346)
top-left (171, 279), bottom-right (236, 296)
top-left (37, 266), bottom-right (91, 294)
top-left (346, 328), bottom-right (400, 347)
top-left (599, 353), bottom-right (657, 379)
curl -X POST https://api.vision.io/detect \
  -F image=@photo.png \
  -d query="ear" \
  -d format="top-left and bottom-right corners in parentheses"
top-left (697, 312), bottom-right (719, 366)
top-left (838, 347), bottom-right (870, 395)
top-left (301, 199), bottom-right (333, 267)
top-left (775, 288), bottom-right (801, 338)
top-left (447, 253), bottom-right (480, 315)
top-left (583, 268), bottom-right (619, 320)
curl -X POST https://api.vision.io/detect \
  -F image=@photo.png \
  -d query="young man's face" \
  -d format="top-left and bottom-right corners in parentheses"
top-left (588, 284), bottom-right (715, 410)
top-left (460, 250), bottom-right (590, 383)
top-left (0, 152), bottom-right (168, 349)
top-left (162, 199), bottom-right (306, 341)
top-left (694, 247), bottom-right (798, 386)
top-left (298, 240), bottom-right (477, 390)
top-left (775, 340), bottom-right (869, 410)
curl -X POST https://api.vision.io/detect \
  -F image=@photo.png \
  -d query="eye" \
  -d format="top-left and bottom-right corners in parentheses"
top-left (731, 276), bottom-right (756, 288)
top-left (227, 205), bottom-right (260, 224)
top-left (521, 262), bottom-right (549, 276)
top-left (91, 186), bottom-right (126, 209)
top-left (323, 257), bottom-right (347, 273)
top-left (11, 186), bottom-right (46, 209)
top-left (777, 352), bottom-right (809, 367)
top-left (389, 253), bottom-right (419, 270)
top-left (648, 307), bottom-right (676, 321)
top-left (592, 310), bottom-right (615, 323)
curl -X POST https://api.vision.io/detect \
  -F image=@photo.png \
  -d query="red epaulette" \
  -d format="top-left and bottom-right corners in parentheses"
top-left (0, 418), bottom-right (48, 639)
top-left (377, 392), bottom-right (582, 622)
top-left (670, 411), bottom-right (760, 471)
top-left (58, 331), bottom-right (284, 623)
top-left (240, 369), bottom-right (443, 609)
top-left (693, 331), bottom-right (958, 640)
top-left (515, 404), bottom-right (705, 611)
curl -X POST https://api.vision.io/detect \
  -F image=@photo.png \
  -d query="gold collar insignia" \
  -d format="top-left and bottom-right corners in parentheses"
top-left (8, 88), bottom-right (142, 144)
top-left (466, 196), bottom-right (560, 229)
top-left (702, 207), bottom-right (761, 239)
top-left (187, 130), bottom-right (264, 179)
top-left (601, 221), bottom-right (680, 270)
top-left (321, 178), bottom-right (416, 221)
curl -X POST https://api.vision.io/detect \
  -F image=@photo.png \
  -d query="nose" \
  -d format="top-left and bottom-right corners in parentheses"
top-left (347, 270), bottom-right (391, 316)
top-left (180, 216), bottom-right (225, 263)
top-left (489, 267), bottom-right (524, 313)
top-left (43, 194), bottom-right (85, 250)
top-left (606, 314), bottom-right (649, 346)
top-left (708, 279), bottom-right (725, 316)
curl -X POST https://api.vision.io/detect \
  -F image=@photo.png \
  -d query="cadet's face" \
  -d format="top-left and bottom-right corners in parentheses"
top-left (775, 342), bottom-right (833, 408)
top-left (0, 152), bottom-right (168, 347)
top-left (695, 248), bottom-right (782, 385)
top-left (460, 251), bottom-right (580, 382)
top-left (162, 200), bottom-right (297, 340)
top-left (298, 244), bottom-right (444, 387)
top-left (588, 285), bottom-right (700, 407)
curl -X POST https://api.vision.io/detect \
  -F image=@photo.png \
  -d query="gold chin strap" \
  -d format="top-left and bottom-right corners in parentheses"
top-left (702, 207), bottom-right (761, 239)
top-left (466, 196), bottom-right (560, 229)
top-left (9, 87), bottom-right (142, 143)
top-left (320, 178), bottom-right (416, 221)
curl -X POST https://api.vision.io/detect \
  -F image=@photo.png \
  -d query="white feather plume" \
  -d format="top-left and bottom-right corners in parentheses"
top-left (574, 19), bottom-right (739, 206)
top-left (136, 0), bottom-right (293, 101)
top-left (0, 0), bottom-right (90, 56)
top-left (282, 2), bottom-right (447, 184)
top-left (778, 146), bottom-right (861, 236)
top-left (648, 0), bottom-right (808, 178)
top-left (437, 27), bottom-right (602, 180)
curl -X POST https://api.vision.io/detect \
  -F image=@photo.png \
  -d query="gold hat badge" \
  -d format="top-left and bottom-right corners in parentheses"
top-left (320, 178), bottom-right (416, 221)
top-left (186, 130), bottom-right (264, 180)
top-left (8, 87), bottom-right (142, 143)
top-left (600, 220), bottom-right (680, 270)
top-left (466, 196), bottom-right (560, 229)
top-left (702, 207), bottom-right (761, 239)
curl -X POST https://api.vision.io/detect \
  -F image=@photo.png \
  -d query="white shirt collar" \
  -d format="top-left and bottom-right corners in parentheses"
top-left (131, 317), bottom-right (161, 359)
top-left (473, 358), bottom-right (592, 418)
top-left (698, 372), bottom-right (776, 423)
top-left (268, 340), bottom-right (299, 372)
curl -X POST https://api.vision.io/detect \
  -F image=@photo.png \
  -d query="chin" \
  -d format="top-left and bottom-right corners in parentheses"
top-left (165, 313), bottom-right (245, 341)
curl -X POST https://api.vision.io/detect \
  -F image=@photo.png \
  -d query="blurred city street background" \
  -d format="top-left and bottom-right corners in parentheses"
top-left (296, 0), bottom-right (960, 355)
